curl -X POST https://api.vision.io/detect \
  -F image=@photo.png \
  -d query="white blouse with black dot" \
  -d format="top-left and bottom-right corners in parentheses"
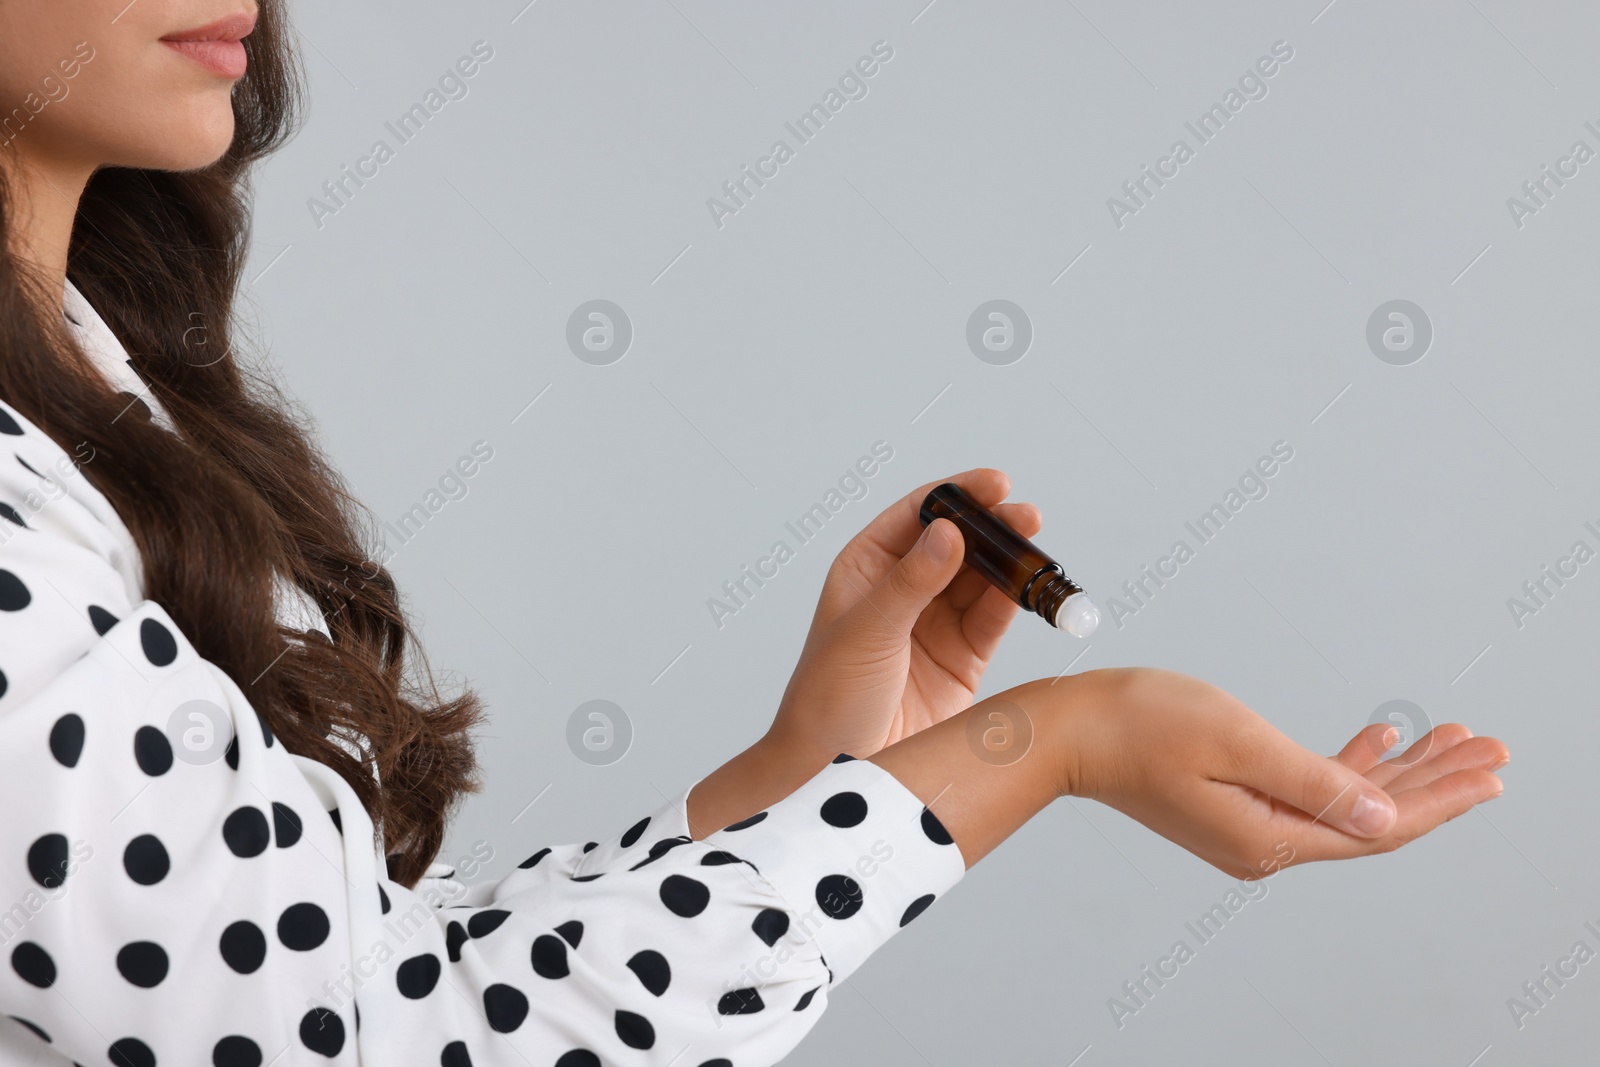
top-left (0, 284), bottom-right (967, 1067)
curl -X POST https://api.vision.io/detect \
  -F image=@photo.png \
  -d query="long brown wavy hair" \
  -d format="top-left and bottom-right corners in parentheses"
top-left (0, 2), bottom-right (482, 886)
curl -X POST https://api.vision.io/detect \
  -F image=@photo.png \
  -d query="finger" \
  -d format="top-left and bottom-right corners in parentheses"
top-left (837, 517), bottom-right (966, 648)
top-left (1364, 723), bottom-right (1475, 787)
top-left (1282, 768), bottom-right (1506, 864)
top-left (819, 469), bottom-right (1012, 624)
top-left (1376, 735), bottom-right (1509, 795)
top-left (1333, 723), bottom-right (1398, 776)
top-left (1231, 718), bottom-right (1400, 838)
top-left (835, 469), bottom-right (1010, 584)
top-left (1386, 768), bottom-right (1505, 845)
top-left (956, 584), bottom-right (1024, 662)
top-left (1302, 768), bottom-right (1504, 862)
top-left (991, 500), bottom-right (1041, 537)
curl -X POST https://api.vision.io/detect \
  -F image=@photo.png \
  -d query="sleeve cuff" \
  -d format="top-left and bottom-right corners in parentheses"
top-left (703, 754), bottom-right (966, 985)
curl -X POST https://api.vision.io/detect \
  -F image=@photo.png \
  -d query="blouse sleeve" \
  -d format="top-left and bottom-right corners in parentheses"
top-left (0, 400), bottom-right (966, 1067)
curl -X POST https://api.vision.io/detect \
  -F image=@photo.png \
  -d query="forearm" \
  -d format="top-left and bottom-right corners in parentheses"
top-left (867, 673), bottom-right (1106, 867)
top-left (687, 671), bottom-right (1112, 864)
top-left (684, 727), bottom-right (838, 838)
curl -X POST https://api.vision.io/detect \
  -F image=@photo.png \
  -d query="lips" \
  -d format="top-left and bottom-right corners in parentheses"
top-left (161, 11), bottom-right (257, 78)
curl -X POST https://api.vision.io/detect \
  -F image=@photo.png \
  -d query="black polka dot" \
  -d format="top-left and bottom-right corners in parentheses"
top-left (278, 902), bottom-right (330, 951)
top-left (0, 570), bottom-right (30, 611)
top-left (815, 874), bottom-right (864, 919)
top-left (518, 847), bottom-right (551, 869)
top-left (0, 409), bottom-right (20, 435)
top-left (299, 1007), bottom-right (344, 1057)
top-left (615, 1010), bottom-right (655, 1049)
top-left (108, 1037), bottom-right (155, 1067)
top-left (581, 841), bottom-right (598, 853)
top-left (88, 604), bottom-right (118, 635)
top-left (821, 791), bottom-right (868, 827)
top-left (0, 502), bottom-right (24, 528)
top-left (700, 850), bottom-right (742, 866)
top-left (554, 1052), bottom-right (599, 1067)
top-left (482, 984), bottom-right (528, 1032)
top-left (48, 713), bottom-right (84, 767)
top-left (327, 807), bottom-right (341, 834)
top-left (26, 833), bottom-right (69, 888)
top-left (139, 618), bottom-right (177, 666)
top-left (396, 953), bottom-right (441, 998)
top-left (212, 1034), bottom-right (263, 1067)
top-left (378, 884), bottom-right (391, 914)
top-left (722, 811), bottom-right (767, 831)
top-left (123, 835), bottom-right (169, 885)
top-left (626, 949), bottom-right (671, 996)
top-left (554, 920), bottom-right (584, 948)
top-left (619, 816), bottom-right (651, 848)
top-left (900, 893), bottom-right (936, 927)
top-left (271, 802), bottom-right (302, 848)
top-left (257, 709), bottom-right (275, 747)
top-left (530, 934), bottom-right (569, 979)
top-left (794, 987), bottom-right (819, 1011)
top-left (13, 453), bottom-right (37, 475)
top-left (133, 725), bottom-right (173, 776)
top-left (116, 941), bottom-right (168, 987)
top-left (921, 807), bottom-right (953, 846)
top-left (717, 988), bottom-right (766, 1015)
top-left (220, 920), bottom-right (266, 973)
top-left (222, 806), bottom-right (270, 858)
top-left (831, 752), bottom-right (858, 763)
top-left (628, 835), bottom-right (693, 871)
top-left (752, 907), bottom-right (790, 947)
top-left (8, 1015), bottom-right (48, 1042)
top-left (440, 1040), bottom-right (473, 1067)
top-left (224, 735), bottom-right (240, 770)
top-left (660, 874), bottom-right (710, 917)
top-left (0, 668), bottom-right (7, 699)
top-left (445, 920), bottom-right (468, 963)
top-left (697, 1061), bottom-right (734, 1067)
top-left (467, 910), bottom-right (510, 938)
top-left (10, 942), bottom-right (54, 988)
top-left (571, 873), bottom-right (603, 883)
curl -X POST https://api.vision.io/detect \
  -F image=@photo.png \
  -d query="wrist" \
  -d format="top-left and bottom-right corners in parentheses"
top-left (1012, 668), bottom-right (1123, 801)
top-left (684, 725), bottom-right (836, 840)
top-left (753, 716), bottom-right (840, 786)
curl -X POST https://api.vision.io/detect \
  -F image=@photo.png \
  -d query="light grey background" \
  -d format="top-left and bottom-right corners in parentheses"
top-left (245, 2), bottom-right (1599, 1064)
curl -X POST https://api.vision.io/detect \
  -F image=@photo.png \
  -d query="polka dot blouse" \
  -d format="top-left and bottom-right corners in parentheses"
top-left (0, 281), bottom-right (968, 1066)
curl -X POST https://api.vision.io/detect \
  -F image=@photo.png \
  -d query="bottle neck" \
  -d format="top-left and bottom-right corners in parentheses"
top-left (1029, 569), bottom-right (1084, 626)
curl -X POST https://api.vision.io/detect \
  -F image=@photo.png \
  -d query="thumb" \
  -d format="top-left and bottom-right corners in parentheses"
top-left (1241, 725), bottom-right (1398, 838)
top-left (845, 518), bottom-right (964, 642)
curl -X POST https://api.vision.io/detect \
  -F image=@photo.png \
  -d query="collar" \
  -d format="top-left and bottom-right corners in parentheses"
top-left (62, 276), bottom-right (174, 431)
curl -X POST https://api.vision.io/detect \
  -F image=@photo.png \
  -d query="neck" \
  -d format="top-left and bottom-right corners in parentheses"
top-left (2, 140), bottom-right (94, 313)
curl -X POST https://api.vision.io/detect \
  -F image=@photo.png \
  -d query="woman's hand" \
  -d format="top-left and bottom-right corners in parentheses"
top-left (763, 466), bottom-right (1040, 768)
top-left (1058, 668), bottom-right (1510, 878)
top-left (867, 667), bottom-right (1508, 877)
top-left (687, 467), bottom-right (1039, 836)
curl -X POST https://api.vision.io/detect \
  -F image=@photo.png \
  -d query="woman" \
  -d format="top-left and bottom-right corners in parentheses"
top-left (0, 3), bottom-right (1508, 1066)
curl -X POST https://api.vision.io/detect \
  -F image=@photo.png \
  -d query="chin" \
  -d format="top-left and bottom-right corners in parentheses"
top-left (133, 109), bottom-right (239, 171)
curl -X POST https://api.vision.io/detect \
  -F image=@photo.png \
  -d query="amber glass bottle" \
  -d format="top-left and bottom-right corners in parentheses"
top-left (918, 482), bottom-right (1099, 636)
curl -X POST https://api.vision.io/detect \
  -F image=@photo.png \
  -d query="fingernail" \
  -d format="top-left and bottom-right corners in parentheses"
top-left (1381, 727), bottom-right (1398, 749)
top-left (1349, 792), bottom-right (1395, 836)
top-left (925, 521), bottom-right (953, 563)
